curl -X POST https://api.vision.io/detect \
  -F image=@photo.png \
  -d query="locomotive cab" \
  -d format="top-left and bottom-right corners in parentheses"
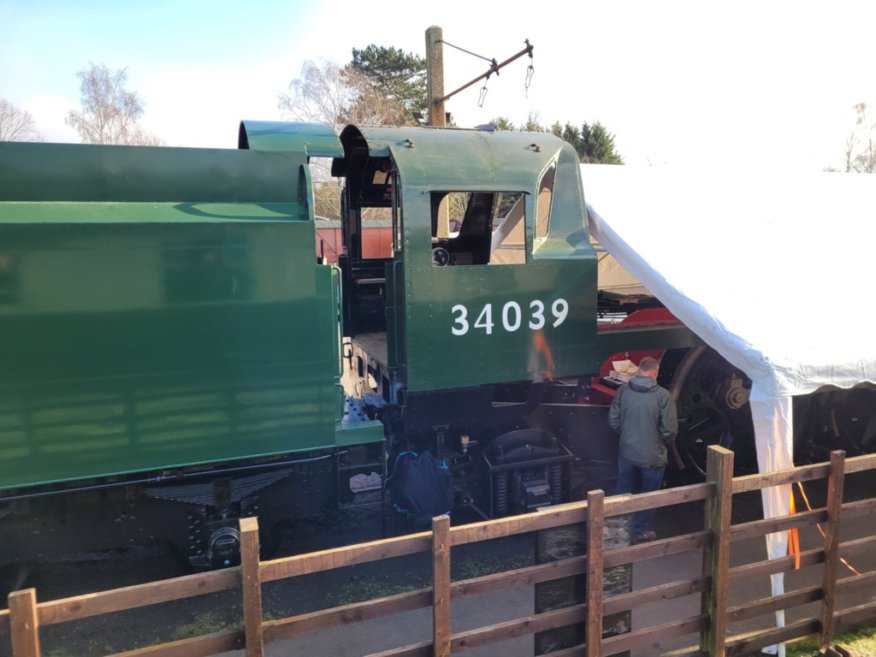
top-left (332, 125), bottom-right (604, 517)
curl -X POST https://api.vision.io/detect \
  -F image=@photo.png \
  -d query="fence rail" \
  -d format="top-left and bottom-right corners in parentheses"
top-left (4, 446), bottom-right (876, 656)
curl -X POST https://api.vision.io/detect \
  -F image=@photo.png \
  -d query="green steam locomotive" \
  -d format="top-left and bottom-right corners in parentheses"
top-left (0, 121), bottom-right (760, 572)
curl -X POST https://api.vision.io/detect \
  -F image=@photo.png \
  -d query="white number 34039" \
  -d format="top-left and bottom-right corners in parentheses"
top-left (451, 299), bottom-right (569, 336)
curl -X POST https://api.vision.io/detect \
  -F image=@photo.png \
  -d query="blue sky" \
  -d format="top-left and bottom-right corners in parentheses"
top-left (2, 1), bottom-right (876, 170)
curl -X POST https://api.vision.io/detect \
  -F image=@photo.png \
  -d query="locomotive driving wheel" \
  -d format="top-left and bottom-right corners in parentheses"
top-left (668, 346), bottom-right (756, 478)
top-left (794, 385), bottom-right (876, 461)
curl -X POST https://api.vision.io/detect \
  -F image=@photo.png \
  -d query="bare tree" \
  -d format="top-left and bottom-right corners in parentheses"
top-left (279, 59), bottom-right (413, 132)
top-left (0, 98), bottom-right (43, 141)
top-left (66, 63), bottom-right (162, 145)
top-left (835, 102), bottom-right (876, 173)
top-left (279, 58), bottom-right (414, 220)
top-left (278, 60), bottom-right (357, 133)
top-left (313, 178), bottom-right (343, 220)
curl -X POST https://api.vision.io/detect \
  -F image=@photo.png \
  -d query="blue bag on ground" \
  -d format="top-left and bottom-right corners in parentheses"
top-left (388, 451), bottom-right (453, 525)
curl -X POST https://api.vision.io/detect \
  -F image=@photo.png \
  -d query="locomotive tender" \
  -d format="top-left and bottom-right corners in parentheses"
top-left (0, 122), bottom-right (701, 569)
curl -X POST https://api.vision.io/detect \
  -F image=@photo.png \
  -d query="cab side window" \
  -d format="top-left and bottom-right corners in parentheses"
top-left (430, 191), bottom-right (526, 267)
top-left (535, 164), bottom-right (555, 247)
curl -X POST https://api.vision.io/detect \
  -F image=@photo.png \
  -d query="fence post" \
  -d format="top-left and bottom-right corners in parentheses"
top-left (9, 588), bottom-right (41, 657)
top-left (700, 445), bottom-right (733, 656)
top-left (820, 450), bottom-right (846, 648)
top-left (240, 516), bottom-right (264, 657)
top-left (587, 489), bottom-right (605, 657)
top-left (432, 514), bottom-right (451, 657)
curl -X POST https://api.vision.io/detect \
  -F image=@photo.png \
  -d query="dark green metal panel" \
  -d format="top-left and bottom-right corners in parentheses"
top-left (0, 220), bottom-right (343, 489)
top-left (351, 127), bottom-right (598, 392)
top-left (0, 202), bottom-right (306, 224)
top-left (0, 140), bottom-right (377, 492)
top-left (239, 120), bottom-right (343, 157)
top-left (405, 259), bottom-right (597, 390)
top-left (0, 142), bottom-right (304, 203)
top-left (335, 418), bottom-right (384, 447)
top-left (357, 126), bottom-right (568, 195)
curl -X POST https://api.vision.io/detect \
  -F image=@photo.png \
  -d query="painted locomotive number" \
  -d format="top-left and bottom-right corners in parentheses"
top-left (451, 299), bottom-right (568, 336)
top-left (502, 301), bottom-right (522, 332)
top-left (551, 298), bottom-right (569, 327)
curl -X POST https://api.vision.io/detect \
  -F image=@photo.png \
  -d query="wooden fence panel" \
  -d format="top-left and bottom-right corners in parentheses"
top-left (603, 576), bottom-right (708, 617)
top-left (835, 600), bottom-right (876, 629)
top-left (450, 603), bottom-right (586, 652)
top-left (844, 452), bottom-right (876, 474)
top-left (603, 483), bottom-right (712, 518)
top-left (726, 618), bottom-right (820, 657)
top-left (261, 531), bottom-right (432, 582)
top-left (604, 531), bottom-right (710, 568)
top-left (602, 615), bottom-right (709, 655)
top-left (6, 445), bottom-right (876, 657)
top-left (37, 569), bottom-right (240, 627)
top-left (727, 585), bottom-right (821, 623)
top-left (450, 502), bottom-right (588, 546)
top-left (105, 630), bottom-right (244, 657)
top-left (729, 509), bottom-right (827, 541)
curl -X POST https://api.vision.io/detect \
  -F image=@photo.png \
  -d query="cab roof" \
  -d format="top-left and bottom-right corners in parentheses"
top-left (333, 124), bottom-right (573, 192)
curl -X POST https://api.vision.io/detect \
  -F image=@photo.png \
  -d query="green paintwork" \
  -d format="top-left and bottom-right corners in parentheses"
top-left (0, 142), bottom-right (304, 202)
top-left (335, 418), bottom-right (385, 447)
top-left (239, 120), bottom-right (343, 157)
top-left (352, 127), bottom-right (596, 392)
top-left (0, 139), bottom-right (380, 492)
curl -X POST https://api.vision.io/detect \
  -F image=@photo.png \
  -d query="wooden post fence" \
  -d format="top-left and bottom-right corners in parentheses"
top-left (701, 445), bottom-right (733, 656)
top-left (9, 588), bottom-right (40, 657)
top-left (241, 516), bottom-right (264, 657)
top-left (6, 447), bottom-right (876, 657)
top-left (820, 450), bottom-right (846, 648)
top-left (432, 514), bottom-right (451, 657)
top-left (586, 489), bottom-right (605, 657)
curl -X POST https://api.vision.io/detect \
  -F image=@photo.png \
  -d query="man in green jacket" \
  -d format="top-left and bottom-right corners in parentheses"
top-left (608, 356), bottom-right (678, 543)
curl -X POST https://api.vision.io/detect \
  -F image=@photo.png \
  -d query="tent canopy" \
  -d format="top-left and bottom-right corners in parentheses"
top-left (580, 162), bottom-right (875, 648)
top-left (583, 163), bottom-right (876, 401)
top-left (583, 161), bottom-right (876, 499)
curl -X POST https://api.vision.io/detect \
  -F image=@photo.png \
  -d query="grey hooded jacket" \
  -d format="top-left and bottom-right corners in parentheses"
top-left (608, 376), bottom-right (678, 468)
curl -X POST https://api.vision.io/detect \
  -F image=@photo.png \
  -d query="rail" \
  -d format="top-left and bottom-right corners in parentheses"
top-left (3, 447), bottom-right (876, 656)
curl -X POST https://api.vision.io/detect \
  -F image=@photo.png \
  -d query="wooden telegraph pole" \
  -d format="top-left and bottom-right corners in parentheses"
top-left (425, 26), bottom-right (445, 127)
top-left (425, 26), bottom-right (449, 240)
top-left (425, 28), bottom-right (534, 128)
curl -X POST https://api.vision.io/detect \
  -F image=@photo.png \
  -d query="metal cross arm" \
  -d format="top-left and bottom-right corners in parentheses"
top-left (434, 40), bottom-right (534, 105)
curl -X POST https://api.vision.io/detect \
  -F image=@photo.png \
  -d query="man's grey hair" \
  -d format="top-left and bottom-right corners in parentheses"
top-left (637, 356), bottom-right (659, 375)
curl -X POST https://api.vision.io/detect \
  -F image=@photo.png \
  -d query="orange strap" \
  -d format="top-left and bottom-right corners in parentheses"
top-left (794, 481), bottom-right (861, 576)
top-left (787, 491), bottom-right (801, 570)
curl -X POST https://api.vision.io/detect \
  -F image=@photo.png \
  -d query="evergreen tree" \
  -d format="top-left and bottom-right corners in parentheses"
top-left (349, 45), bottom-right (427, 124)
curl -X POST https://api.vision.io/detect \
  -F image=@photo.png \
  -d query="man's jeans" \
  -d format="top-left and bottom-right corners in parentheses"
top-left (614, 457), bottom-right (665, 536)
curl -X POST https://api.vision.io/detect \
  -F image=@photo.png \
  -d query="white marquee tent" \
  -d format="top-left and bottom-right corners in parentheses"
top-left (582, 163), bottom-right (876, 653)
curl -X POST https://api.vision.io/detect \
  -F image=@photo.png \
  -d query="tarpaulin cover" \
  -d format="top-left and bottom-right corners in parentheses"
top-left (584, 163), bottom-right (876, 398)
top-left (583, 164), bottom-right (876, 653)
